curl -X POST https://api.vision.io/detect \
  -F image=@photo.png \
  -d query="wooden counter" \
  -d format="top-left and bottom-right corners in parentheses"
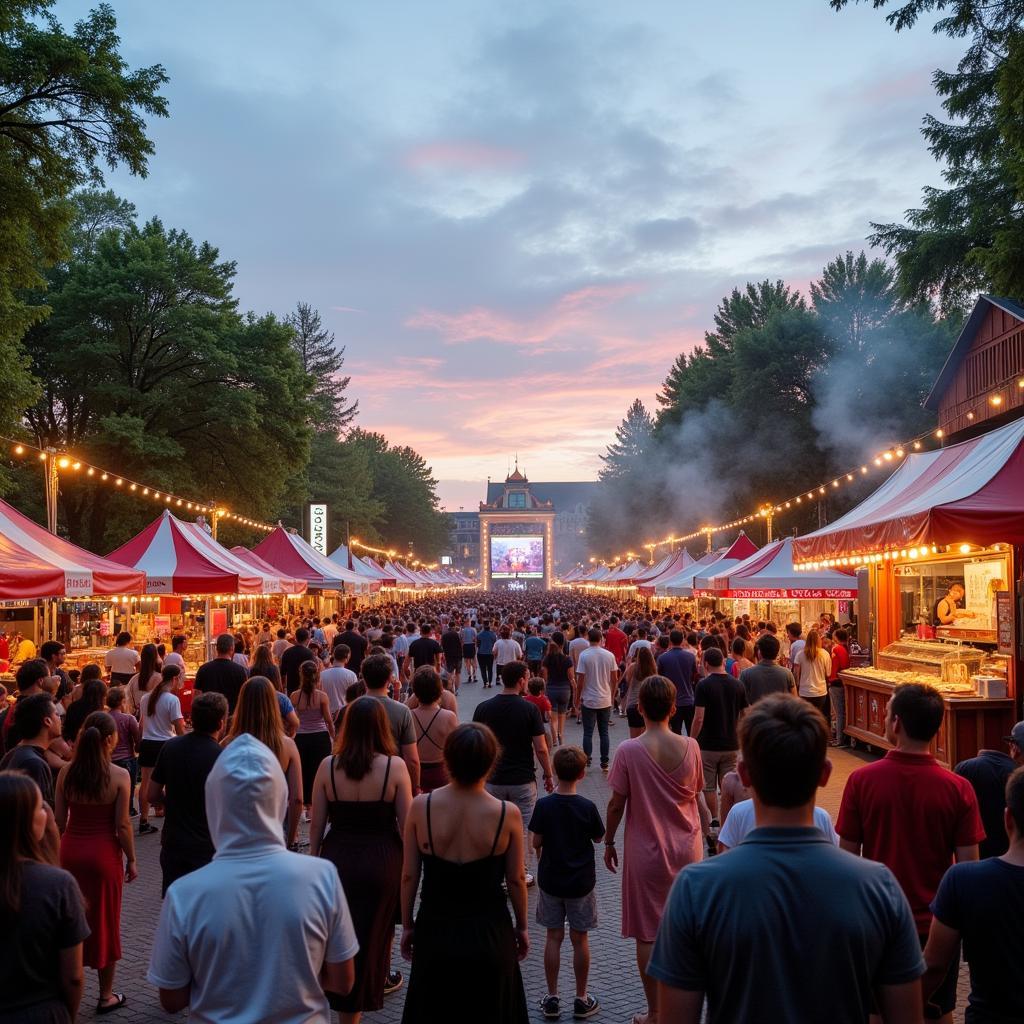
top-left (840, 670), bottom-right (1015, 767)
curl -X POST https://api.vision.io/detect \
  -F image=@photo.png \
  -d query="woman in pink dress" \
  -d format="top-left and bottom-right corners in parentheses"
top-left (605, 675), bottom-right (704, 1024)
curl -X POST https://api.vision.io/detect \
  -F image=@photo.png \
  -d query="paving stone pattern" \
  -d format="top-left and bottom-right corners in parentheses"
top-left (93, 678), bottom-right (970, 1022)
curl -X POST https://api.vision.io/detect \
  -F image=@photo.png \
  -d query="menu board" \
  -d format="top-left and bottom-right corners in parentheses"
top-left (964, 560), bottom-right (1007, 628)
top-left (996, 590), bottom-right (1013, 655)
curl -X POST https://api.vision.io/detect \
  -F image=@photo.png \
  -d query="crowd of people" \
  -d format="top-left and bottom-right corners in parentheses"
top-left (0, 592), bottom-right (1022, 1023)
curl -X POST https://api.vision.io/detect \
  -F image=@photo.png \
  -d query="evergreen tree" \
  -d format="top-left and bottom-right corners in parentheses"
top-left (599, 399), bottom-right (654, 482)
top-left (285, 302), bottom-right (357, 434)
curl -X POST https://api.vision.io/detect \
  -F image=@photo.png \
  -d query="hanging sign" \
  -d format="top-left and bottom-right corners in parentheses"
top-left (309, 504), bottom-right (328, 555)
top-left (63, 572), bottom-right (94, 597)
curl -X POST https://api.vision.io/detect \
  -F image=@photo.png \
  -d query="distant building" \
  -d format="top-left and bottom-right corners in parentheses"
top-left (447, 510), bottom-right (481, 578)
top-left (479, 467), bottom-right (556, 592)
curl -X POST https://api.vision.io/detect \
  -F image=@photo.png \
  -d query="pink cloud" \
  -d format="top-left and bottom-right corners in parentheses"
top-left (405, 282), bottom-right (647, 347)
top-left (404, 141), bottom-right (526, 171)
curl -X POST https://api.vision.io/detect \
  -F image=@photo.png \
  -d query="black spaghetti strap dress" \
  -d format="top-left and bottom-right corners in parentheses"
top-left (401, 795), bottom-right (529, 1024)
top-left (320, 755), bottom-right (403, 1013)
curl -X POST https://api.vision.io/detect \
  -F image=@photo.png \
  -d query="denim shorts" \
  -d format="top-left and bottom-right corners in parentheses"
top-left (536, 887), bottom-right (598, 931)
top-left (546, 685), bottom-right (571, 713)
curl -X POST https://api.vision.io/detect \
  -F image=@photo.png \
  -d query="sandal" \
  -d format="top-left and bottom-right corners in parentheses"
top-left (97, 993), bottom-right (127, 1014)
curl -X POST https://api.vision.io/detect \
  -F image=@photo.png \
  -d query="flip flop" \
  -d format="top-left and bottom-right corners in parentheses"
top-left (97, 993), bottom-right (127, 1014)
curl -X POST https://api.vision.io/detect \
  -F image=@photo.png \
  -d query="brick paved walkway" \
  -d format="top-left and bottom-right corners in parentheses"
top-left (87, 679), bottom-right (969, 1022)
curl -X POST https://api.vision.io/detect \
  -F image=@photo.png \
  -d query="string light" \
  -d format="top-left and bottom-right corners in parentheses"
top-left (3, 436), bottom-right (273, 532)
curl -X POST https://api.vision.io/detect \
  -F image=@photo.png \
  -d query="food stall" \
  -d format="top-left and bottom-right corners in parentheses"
top-left (690, 532), bottom-right (762, 615)
top-left (793, 417), bottom-right (1024, 765)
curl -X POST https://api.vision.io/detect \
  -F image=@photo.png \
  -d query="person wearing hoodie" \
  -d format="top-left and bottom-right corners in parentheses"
top-left (147, 733), bottom-right (359, 1022)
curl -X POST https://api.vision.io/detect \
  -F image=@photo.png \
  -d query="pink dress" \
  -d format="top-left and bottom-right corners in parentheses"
top-left (607, 737), bottom-right (704, 941)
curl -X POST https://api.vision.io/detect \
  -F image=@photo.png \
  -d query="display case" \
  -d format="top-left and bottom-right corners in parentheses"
top-left (876, 638), bottom-right (985, 691)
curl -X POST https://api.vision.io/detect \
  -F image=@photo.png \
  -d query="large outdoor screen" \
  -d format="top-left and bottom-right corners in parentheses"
top-left (490, 535), bottom-right (544, 578)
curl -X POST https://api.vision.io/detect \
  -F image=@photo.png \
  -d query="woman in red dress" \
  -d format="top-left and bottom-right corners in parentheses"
top-left (55, 710), bottom-right (137, 1015)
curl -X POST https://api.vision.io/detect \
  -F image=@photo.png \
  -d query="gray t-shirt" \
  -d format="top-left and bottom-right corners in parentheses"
top-left (648, 827), bottom-right (924, 1023)
top-left (739, 661), bottom-right (796, 703)
top-left (372, 694), bottom-right (415, 746)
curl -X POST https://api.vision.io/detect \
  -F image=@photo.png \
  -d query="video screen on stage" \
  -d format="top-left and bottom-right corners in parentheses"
top-left (490, 535), bottom-right (544, 579)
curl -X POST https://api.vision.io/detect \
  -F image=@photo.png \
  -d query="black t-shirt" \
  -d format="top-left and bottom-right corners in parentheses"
top-left (0, 743), bottom-right (55, 808)
top-left (151, 732), bottom-right (223, 858)
top-left (694, 672), bottom-right (748, 751)
top-left (194, 657), bottom-right (249, 712)
top-left (543, 653), bottom-right (573, 686)
top-left (0, 860), bottom-right (89, 1015)
top-left (740, 662), bottom-right (796, 704)
top-left (529, 793), bottom-right (605, 898)
top-left (931, 858), bottom-right (1024, 1022)
top-left (955, 750), bottom-right (1016, 859)
top-left (440, 631), bottom-right (463, 660)
top-left (337, 631), bottom-right (368, 673)
top-left (278, 644), bottom-right (316, 694)
top-left (472, 694), bottom-right (545, 785)
top-left (409, 636), bottom-right (443, 670)
top-left (62, 697), bottom-right (97, 743)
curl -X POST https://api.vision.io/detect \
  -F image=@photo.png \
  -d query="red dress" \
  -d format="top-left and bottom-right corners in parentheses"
top-left (60, 800), bottom-right (123, 969)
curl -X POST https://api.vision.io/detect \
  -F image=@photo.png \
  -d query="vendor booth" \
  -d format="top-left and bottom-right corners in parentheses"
top-left (794, 416), bottom-right (1024, 765)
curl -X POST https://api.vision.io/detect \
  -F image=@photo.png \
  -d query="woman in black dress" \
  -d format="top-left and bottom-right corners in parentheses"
top-left (309, 697), bottom-right (412, 1024)
top-left (400, 722), bottom-right (529, 1024)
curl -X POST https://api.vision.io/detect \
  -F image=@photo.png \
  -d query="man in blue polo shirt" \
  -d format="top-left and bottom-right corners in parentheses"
top-left (648, 694), bottom-right (924, 1023)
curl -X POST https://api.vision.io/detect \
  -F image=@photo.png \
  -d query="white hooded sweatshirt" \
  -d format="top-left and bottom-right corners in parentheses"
top-left (148, 733), bottom-right (358, 1023)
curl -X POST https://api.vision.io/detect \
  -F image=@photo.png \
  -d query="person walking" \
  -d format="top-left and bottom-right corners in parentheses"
top-left (604, 676), bottom-right (704, 1024)
top-left (147, 735), bottom-right (358, 1021)
top-left (0, 772), bottom-right (89, 1024)
top-left (575, 628), bottom-right (618, 773)
top-left (310, 697), bottom-right (413, 1023)
top-left (194, 633), bottom-right (248, 714)
top-left (647, 694), bottom-right (925, 1024)
top-left (440, 622), bottom-right (464, 693)
top-left (493, 625), bottom-right (523, 683)
top-left (400, 723), bottom-right (530, 1024)
top-left (147, 692), bottom-right (228, 895)
top-left (461, 618), bottom-right (479, 684)
top-left (837, 683), bottom-right (985, 1024)
top-left (137, 666), bottom-right (185, 836)
top-left (224, 676), bottom-right (304, 850)
top-left (739, 633), bottom-right (796, 703)
top-left (656, 630), bottom-right (698, 736)
top-left (279, 628), bottom-right (317, 695)
top-left (125, 643), bottom-right (161, 718)
top-left (828, 627), bottom-right (851, 746)
top-left (55, 711), bottom-right (137, 1015)
top-left (409, 667), bottom-right (458, 793)
top-left (793, 629), bottom-right (831, 720)
top-left (473, 660), bottom-right (555, 887)
top-left (622, 645), bottom-right (658, 740)
top-left (477, 621), bottom-right (498, 688)
top-left (541, 633), bottom-right (575, 747)
top-left (289, 660), bottom-right (336, 818)
top-left (106, 687), bottom-right (140, 817)
top-left (362, 654), bottom-right (421, 794)
top-left (321, 644), bottom-right (356, 727)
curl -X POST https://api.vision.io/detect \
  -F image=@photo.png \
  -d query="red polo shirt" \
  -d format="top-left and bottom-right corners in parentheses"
top-left (604, 627), bottom-right (628, 664)
top-left (836, 749), bottom-right (985, 931)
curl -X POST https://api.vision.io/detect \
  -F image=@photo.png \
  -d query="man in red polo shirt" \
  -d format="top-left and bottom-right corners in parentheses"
top-left (603, 616), bottom-right (628, 669)
top-left (837, 683), bottom-right (984, 1024)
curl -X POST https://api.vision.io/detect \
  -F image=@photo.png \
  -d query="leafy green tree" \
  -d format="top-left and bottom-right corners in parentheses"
top-left (599, 399), bottom-right (654, 482)
top-left (830, 0), bottom-right (1024, 311)
top-left (21, 216), bottom-right (312, 549)
top-left (0, 2), bottom-right (167, 432)
top-left (285, 302), bottom-right (358, 434)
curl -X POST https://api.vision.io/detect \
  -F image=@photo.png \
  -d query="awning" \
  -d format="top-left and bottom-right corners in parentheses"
top-left (637, 549), bottom-right (695, 596)
top-left (660, 549), bottom-right (726, 596)
top-left (108, 510), bottom-right (264, 595)
top-left (711, 537), bottom-right (857, 599)
top-left (793, 417), bottom-right (1024, 564)
top-left (691, 533), bottom-right (761, 595)
top-left (229, 547), bottom-right (308, 595)
top-left (252, 527), bottom-right (369, 590)
top-left (0, 497), bottom-right (146, 599)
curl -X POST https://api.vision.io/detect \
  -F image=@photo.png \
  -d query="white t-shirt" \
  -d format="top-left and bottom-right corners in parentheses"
top-left (232, 652), bottom-right (249, 670)
top-left (627, 638), bottom-right (653, 662)
top-left (493, 638), bottom-right (522, 666)
top-left (787, 638), bottom-right (805, 670)
top-left (320, 666), bottom-right (356, 714)
top-left (795, 648), bottom-right (832, 697)
top-left (105, 646), bottom-right (139, 675)
top-left (718, 799), bottom-right (839, 849)
top-left (163, 652), bottom-right (186, 674)
top-left (140, 690), bottom-right (183, 740)
top-left (272, 639), bottom-right (291, 661)
top-left (568, 636), bottom-right (590, 668)
top-left (575, 645), bottom-right (617, 710)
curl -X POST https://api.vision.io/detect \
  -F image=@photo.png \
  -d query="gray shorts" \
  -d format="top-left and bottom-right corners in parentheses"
top-left (536, 887), bottom-right (598, 932)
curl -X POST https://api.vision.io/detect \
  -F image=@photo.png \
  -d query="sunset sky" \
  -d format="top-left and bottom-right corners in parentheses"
top-left (56, 0), bottom-right (964, 509)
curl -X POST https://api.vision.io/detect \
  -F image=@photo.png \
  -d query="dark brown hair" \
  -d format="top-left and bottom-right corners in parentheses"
top-left (553, 745), bottom-right (587, 782)
top-left (638, 675), bottom-right (675, 721)
top-left (64, 711), bottom-right (115, 802)
top-left (0, 771), bottom-right (49, 918)
top-left (889, 683), bottom-right (944, 742)
top-left (334, 696), bottom-right (396, 780)
top-left (739, 694), bottom-right (827, 808)
top-left (412, 666), bottom-right (442, 704)
top-left (444, 722), bottom-right (498, 785)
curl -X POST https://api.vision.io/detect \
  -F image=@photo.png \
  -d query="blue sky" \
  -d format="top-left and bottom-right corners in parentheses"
top-left (54, 0), bottom-right (964, 508)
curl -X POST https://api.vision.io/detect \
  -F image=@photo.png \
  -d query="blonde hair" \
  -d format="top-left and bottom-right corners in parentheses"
top-left (803, 629), bottom-right (821, 664)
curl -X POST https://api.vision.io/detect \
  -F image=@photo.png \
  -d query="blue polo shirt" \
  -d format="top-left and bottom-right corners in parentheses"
top-left (648, 827), bottom-right (923, 1023)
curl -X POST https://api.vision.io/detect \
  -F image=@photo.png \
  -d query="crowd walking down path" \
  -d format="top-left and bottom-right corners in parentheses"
top-left (47, 665), bottom-right (977, 1024)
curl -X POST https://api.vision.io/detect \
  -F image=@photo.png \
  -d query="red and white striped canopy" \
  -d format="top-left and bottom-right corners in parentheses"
top-left (108, 510), bottom-right (264, 594)
top-left (229, 547), bottom-right (308, 595)
top-left (710, 537), bottom-right (857, 599)
top-left (636, 549), bottom-right (694, 596)
top-left (0, 497), bottom-right (145, 599)
top-left (794, 417), bottom-right (1024, 564)
top-left (691, 533), bottom-right (761, 595)
top-left (253, 527), bottom-right (368, 590)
